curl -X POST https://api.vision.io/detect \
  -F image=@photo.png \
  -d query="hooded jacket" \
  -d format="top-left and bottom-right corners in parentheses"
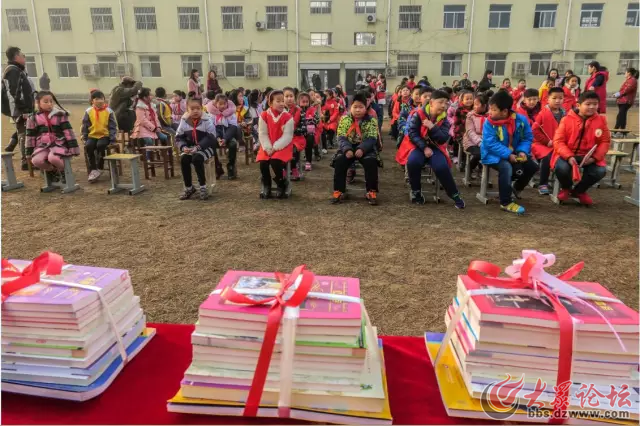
top-left (552, 109), bottom-right (611, 168)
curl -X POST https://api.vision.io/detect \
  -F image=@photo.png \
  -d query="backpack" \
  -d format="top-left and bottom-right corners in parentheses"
top-left (1, 65), bottom-right (23, 118)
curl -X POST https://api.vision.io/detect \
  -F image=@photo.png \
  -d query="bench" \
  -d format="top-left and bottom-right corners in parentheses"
top-left (103, 153), bottom-right (145, 195)
top-left (1, 152), bottom-right (24, 191)
top-left (139, 146), bottom-right (175, 180)
top-left (601, 150), bottom-right (629, 189)
top-left (40, 156), bottom-right (80, 194)
top-left (610, 138), bottom-right (639, 173)
top-left (83, 143), bottom-right (122, 177)
top-left (624, 162), bottom-right (639, 206)
top-left (476, 164), bottom-right (499, 204)
top-left (115, 131), bottom-right (131, 154)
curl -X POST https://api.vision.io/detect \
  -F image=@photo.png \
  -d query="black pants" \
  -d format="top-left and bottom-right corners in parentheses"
top-left (6, 117), bottom-right (27, 164)
top-left (292, 146), bottom-right (301, 170)
top-left (86, 137), bottom-right (111, 170)
top-left (304, 134), bottom-right (315, 163)
top-left (467, 146), bottom-right (481, 172)
top-left (555, 156), bottom-right (606, 194)
top-left (181, 136), bottom-right (216, 187)
top-left (333, 153), bottom-right (378, 193)
top-left (538, 152), bottom-right (553, 186)
top-left (490, 158), bottom-right (539, 205)
top-left (259, 159), bottom-right (286, 188)
top-left (216, 125), bottom-right (238, 169)
top-left (391, 122), bottom-right (399, 141)
top-left (322, 129), bottom-right (335, 149)
top-left (615, 104), bottom-right (632, 130)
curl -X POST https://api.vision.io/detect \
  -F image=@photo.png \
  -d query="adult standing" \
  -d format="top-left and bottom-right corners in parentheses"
top-left (355, 73), bottom-right (365, 90)
top-left (478, 70), bottom-right (495, 92)
top-left (2, 46), bottom-right (35, 170)
top-left (459, 73), bottom-right (472, 90)
top-left (584, 61), bottom-right (609, 113)
top-left (39, 72), bottom-right (50, 91)
top-left (187, 69), bottom-right (203, 98)
top-left (206, 70), bottom-right (221, 95)
top-left (312, 73), bottom-right (322, 91)
top-left (543, 68), bottom-right (562, 88)
top-left (613, 67), bottom-right (639, 131)
top-left (109, 76), bottom-right (142, 133)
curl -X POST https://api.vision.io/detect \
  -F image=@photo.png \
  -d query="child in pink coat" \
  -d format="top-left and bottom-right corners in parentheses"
top-left (131, 88), bottom-right (161, 155)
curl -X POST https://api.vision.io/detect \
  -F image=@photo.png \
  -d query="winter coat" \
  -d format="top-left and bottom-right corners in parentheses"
top-left (81, 106), bottom-right (117, 141)
top-left (532, 106), bottom-right (565, 160)
top-left (337, 114), bottom-right (378, 158)
top-left (175, 113), bottom-right (218, 161)
top-left (3, 61), bottom-right (35, 117)
top-left (131, 100), bottom-right (160, 140)
top-left (25, 108), bottom-right (80, 157)
top-left (256, 108), bottom-right (294, 163)
top-left (109, 80), bottom-right (142, 132)
top-left (552, 109), bottom-right (611, 168)
top-left (206, 100), bottom-right (237, 127)
top-left (562, 85), bottom-right (580, 112)
top-left (584, 70), bottom-right (609, 113)
top-left (480, 113), bottom-right (533, 165)
top-left (617, 76), bottom-right (638, 105)
top-left (463, 111), bottom-right (486, 151)
top-left (187, 78), bottom-right (203, 98)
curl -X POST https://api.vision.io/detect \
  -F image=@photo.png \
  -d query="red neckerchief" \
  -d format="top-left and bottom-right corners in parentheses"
top-left (93, 105), bottom-right (107, 124)
top-left (288, 105), bottom-right (300, 125)
top-left (142, 99), bottom-right (157, 126)
top-left (347, 117), bottom-right (363, 138)
top-left (487, 113), bottom-right (517, 144)
top-left (191, 118), bottom-right (200, 144)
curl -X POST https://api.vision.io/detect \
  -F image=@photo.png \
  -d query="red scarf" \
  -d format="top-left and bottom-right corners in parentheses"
top-left (487, 113), bottom-right (517, 146)
top-left (191, 118), bottom-right (200, 144)
top-left (93, 105), bottom-right (107, 124)
top-left (347, 118), bottom-right (362, 138)
top-left (142, 99), bottom-right (157, 127)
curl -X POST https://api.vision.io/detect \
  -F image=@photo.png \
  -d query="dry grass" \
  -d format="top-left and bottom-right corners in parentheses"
top-left (2, 106), bottom-right (638, 336)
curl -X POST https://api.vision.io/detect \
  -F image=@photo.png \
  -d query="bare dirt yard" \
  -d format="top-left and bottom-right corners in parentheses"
top-left (1, 106), bottom-right (638, 335)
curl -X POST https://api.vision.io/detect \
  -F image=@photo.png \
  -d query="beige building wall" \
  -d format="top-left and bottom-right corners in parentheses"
top-left (2, 0), bottom-right (637, 97)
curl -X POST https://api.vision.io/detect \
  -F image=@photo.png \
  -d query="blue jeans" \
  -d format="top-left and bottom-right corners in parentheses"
top-left (554, 156), bottom-right (606, 194)
top-left (490, 158), bottom-right (538, 205)
top-left (157, 132), bottom-right (168, 144)
top-left (140, 137), bottom-right (155, 159)
top-left (406, 147), bottom-right (459, 199)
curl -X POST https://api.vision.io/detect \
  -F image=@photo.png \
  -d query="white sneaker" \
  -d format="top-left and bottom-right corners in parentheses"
top-left (88, 170), bottom-right (100, 182)
top-left (322, 149), bottom-right (328, 154)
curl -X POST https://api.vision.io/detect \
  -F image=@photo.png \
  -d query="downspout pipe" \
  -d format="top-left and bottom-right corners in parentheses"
top-left (204, 0), bottom-right (212, 65)
top-left (29, 0), bottom-right (44, 72)
top-left (296, 0), bottom-right (300, 87)
top-left (117, 0), bottom-right (128, 63)
top-left (562, 0), bottom-right (573, 57)
top-left (466, 0), bottom-right (476, 75)
top-left (385, 0), bottom-right (392, 67)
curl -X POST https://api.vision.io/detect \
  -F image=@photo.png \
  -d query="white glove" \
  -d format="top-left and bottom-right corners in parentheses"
top-left (614, 92), bottom-right (621, 98)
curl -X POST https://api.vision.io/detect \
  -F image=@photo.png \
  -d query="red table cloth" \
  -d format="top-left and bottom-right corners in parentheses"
top-left (1, 323), bottom-right (493, 425)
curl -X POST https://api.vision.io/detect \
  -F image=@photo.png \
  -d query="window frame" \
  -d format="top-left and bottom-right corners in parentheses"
top-left (266, 6), bottom-right (288, 29)
top-left (181, 55), bottom-right (203, 78)
top-left (443, 5), bottom-right (466, 29)
top-left (178, 6), bottom-right (200, 30)
top-left (399, 5), bottom-right (421, 30)
top-left (626, 3), bottom-right (639, 27)
top-left (224, 55), bottom-right (246, 77)
top-left (441, 54), bottom-right (462, 77)
top-left (48, 8), bottom-right (72, 32)
top-left (140, 55), bottom-right (162, 78)
top-left (134, 7), bottom-right (157, 31)
top-left (619, 52), bottom-right (640, 74)
top-left (221, 6), bottom-right (243, 30)
top-left (533, 4), bottom-right (557, 29)
top-left (354, 32), bottom-right (376, 46)
top-left (398, 53), bottom-right (419, 76)
top-left (573, 53), bottom-right (598, 75)
top-left (310, 32), bottom-right (332, 46)
top-left (310, 1), bottom-right (332, 14)
top-left (267, 55), bottom-right (289, 77)
top-left (96, 55), bottom-right (118, 78)
top-left (90, 7), bottom-right (114, 31)
top-left (488, 4), bottom-right (511, 29)
top-left (485, 53), bottom-right (507, 76)
top-left (25, 55), bottom-right (38, 77)
top-left (529, 53), bottom-right (552, 76)
top-left (354, 0), bottom-right (376, 14)
top-left (56, 56), bottom-right (79, 78)
top-left (579, 3), bottom-right (604, 28)
top-left (6, 9), bottom-right (30, 32)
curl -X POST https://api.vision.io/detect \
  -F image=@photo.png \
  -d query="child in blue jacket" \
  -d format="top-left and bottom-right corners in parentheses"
top-left (481, 91), bottom-right (538, 215)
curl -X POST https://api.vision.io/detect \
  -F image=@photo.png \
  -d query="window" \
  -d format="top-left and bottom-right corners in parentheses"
top-left (484, 54), bottom-right (507, 76)
top-left (398, 54), bottom-right (419, 76)
top-left (619, 52), bottom-right (639, 74)
top-left (221, 6), bottom-right (243, 29)
top-left (268, 55), bottom-right (288, 77)
top-left (25, 56), bottom-right (37, 77)
top-left (488, 4), bottom-right (511, 28)
top-left (580, 3), bottom-right (603, 27)
top-left (90, 8), bottom-right (114, 31)
top-left (529, 53), bottom-right (552, 76)
top-left (56, 56), bottom-right (78, 78)
top-left (626, 3), bottom-right (639, 26)
top-left (354, 1), bottom-right (376, 14)
top-left (48, 8), bottom-right (72, 31)
top-left (266, 6), bottom-right (288, 29)
top-left (310, 1), bottom-right (332, 14)
top-left (441, 54), bottom-right (462, 76)
top-left (224, 55), bottom-right (245, 77)
top-left (178, 7), bottom-right (200, 30)
top-left (574, 53), bottom-right (597, 75)
top-left (140, 55), bottom-right (161, 77)
top-left (310, 32), bottom-right (332, 46)
top-left (534, 4), bottom-right (557, 28)
top-left (443, 5), bottom-right (465, 29)
top-left (6, 9), bottom-right (29, 32)
top-left (97, 56), bottom-right (118, 78)
top-left (181, 55), bottom-right (202, 78)
top-left (354, 32), bottom-right (376, 45)
top-left (399, 5), bottom-right (421, 29)
top-left (134, 7), bottom-right (157, 30)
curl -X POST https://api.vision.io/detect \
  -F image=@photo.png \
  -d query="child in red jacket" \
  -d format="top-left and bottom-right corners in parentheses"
top-left (511, 79), bottom-right (526, 109)
top-left (516, 89), bottom-right (541, 125)
top-left (322, 89), bottom-right (340, 148)
top-left (284, 87), bottom-right (305, 181)
top-left (552, 91), bottom-right (610, 206)
top-left (562, 75), bottom-right (580, 113)
top-left (532, 87), bottom-right (565, 195)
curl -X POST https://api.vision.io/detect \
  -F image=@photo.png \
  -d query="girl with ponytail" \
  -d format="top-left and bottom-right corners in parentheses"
top-left (131, 87), bottom-right (161, 154)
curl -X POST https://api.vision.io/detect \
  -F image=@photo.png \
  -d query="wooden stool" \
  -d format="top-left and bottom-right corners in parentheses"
top-left (83, 143), bottom-right (122, 176)
top-left (601, 150), bottom-right (629, 189)
top-left (116, 131), bottom-right (131, 154)
top-left (103, 153), bottom-right (145, 195)
top-left (139, 146), bottom-right (175, 179)
top-left (1, 152), bottom-right (24, 191)
top-left (476, 164), bottom-right (499, 204)
top-left (241, 124), bottom-right (253, 165)
top-left (41, 157), bottom-right (80, 193)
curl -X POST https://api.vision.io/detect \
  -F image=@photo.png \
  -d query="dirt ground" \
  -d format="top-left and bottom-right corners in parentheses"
top-left (1, 106), bottom-right (638, 336)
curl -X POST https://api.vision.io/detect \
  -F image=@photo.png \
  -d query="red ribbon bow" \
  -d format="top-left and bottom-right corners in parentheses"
top-left (220, 265), bottom-right (315, 417)
top-left (467, 256), bottom-right (585, 423)
top-left (1, 252), bottom-right (64, 303)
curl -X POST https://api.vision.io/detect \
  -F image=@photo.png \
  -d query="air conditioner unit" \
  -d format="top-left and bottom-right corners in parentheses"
top-left (511, 61), bottom-right (530, 77)
top-left (114, 63), bottom-right (133, 77)
top-left (366, 13), bottom-right (377, 24)
top-left (551, 61), bottom-right (571, 74)
top-left (210, 63), bottom-right (225, 79)
top-left (256, 21), bottom-right (267, 30)
top-left (385, 67), bottom-right (397, 77)
top-left (245, 63), bottom-right (260, 79)
top-left (81, 64), bottom-right (99, 80)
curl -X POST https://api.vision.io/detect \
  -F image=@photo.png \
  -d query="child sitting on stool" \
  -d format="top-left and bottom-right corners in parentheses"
top-left (81, 90), bottom-right (117, 183)
top-left (207, 93), bottom-right (238, 179)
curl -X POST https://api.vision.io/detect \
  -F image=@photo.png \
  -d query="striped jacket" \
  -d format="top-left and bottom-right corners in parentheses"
top-left (25, 108), bottom-right (80, 156)
top-left (175, 113), bottom-right (217, 160)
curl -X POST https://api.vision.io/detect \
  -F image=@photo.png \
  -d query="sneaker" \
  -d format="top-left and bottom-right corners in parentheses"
top-left (452, 156), bottom-right (459, 165)
top-left (291, 168), bottom-right (301, 181)
top-left (365, 190), bottom-right (378, 205)
top-left (179, 186), bottom-right (196, 200)
top-left (227, 166), bottom-right (237, 180)
top-left (88, 170), bottom-right (101, 183)
top-left (322, 149), bottom-right (328, 155)
top-left (511, 184), bottom-right (522, 199)
top-left (411, 190), bottom-right (425, 205)
top-left (199, 186), bottom-right (209, 200)
top-left (557, 189), bottom-right (572, 202)
top-left (453, 194), bottom-right (465, 209)
top-left (331, 190), bottom-right (344, 204)
top-left (305, 162), bottom-right (312, 172)
top-left (346, 168), bottom-right (356, 184)
top-left (501, 202), bottom-right (525, 215)
top-left (538, 184), bottom-right (550, 195)
top-left (275, 181), bottom-right (289, 199)
top-left (260, 183), bottom-right (272, 199)
top-left (575, 192), bottom-right (594, 206)
top-left (315, 154), bottom-right (322, 162)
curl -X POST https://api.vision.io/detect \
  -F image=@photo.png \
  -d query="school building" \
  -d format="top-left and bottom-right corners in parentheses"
top-left (2, 0), bottom-right (638, 96)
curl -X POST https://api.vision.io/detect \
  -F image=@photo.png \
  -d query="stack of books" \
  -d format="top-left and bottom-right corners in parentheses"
top-left (1, 260), bottom-right (156, 401)
top-left (167, 270), bottom-right (392, 424)
top-left (426, 274), bottom-right (639, 424)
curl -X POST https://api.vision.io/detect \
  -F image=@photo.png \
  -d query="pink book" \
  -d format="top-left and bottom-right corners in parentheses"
top-left (2, 260), bottom-right (130, 314)
top-left (459, 275), bottom-right (639, 333)
top-left (199, 271), bottom-right (362, 327)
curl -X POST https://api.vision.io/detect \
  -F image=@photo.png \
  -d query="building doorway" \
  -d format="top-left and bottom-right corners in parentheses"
top-left (301, 69), bottom-right (340, 91)
top-left (346, 69), bottom-right (384, 93)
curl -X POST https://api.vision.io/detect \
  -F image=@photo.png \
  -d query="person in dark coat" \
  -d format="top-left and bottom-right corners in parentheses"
top-left (109, 76), bottom-right (142, 133)
top-left (206, 70), bottom-right (222, 95)
top-left (613, 67), bottom-right (639, 131)
top-left (39, 72), bottom-right (50, 91)
top-left (478, 70), bottom-right (496, 92)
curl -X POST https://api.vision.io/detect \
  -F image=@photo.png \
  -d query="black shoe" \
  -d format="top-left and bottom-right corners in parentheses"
top-left (227, 166), bottom-right (237, 180)
top-left (315, 154), bottom-right (321, 162)
top-left (59, 171), bottom-right (66, 184)
top-left (215, 167), bottom-right (225, 180)
top-left (179, 186), bottom-right (197, 200)
top-left (275, 181), bottom-right (289, 199)
top-left (259, 184), bottom-right (272, 199)
top-left (21, 163), bottom-right (29, 171)
top-left (411, 190), bottom-right (425, 205)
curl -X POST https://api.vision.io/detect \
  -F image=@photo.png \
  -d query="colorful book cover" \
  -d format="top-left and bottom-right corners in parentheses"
top-left (458, 275), bottom-right (639, 330)
top-left (2, 261), bottom-right (130, 309)
top-left (200, 271), bottom-right (361, 321)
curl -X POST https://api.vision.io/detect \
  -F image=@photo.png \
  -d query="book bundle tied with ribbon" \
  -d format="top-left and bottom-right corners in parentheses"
top-left (1, 252), bottom-right (156, 401)
top-left (167, 266), bottom-right (392, 424)
top-left (426, 250), bottom-right (639, 425)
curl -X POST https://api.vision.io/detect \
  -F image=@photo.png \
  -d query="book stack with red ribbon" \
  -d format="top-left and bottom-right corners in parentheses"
top-left (426, 251), bottom-right (639, 424)
top-left (167, 268), bottom-right (392, 424)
